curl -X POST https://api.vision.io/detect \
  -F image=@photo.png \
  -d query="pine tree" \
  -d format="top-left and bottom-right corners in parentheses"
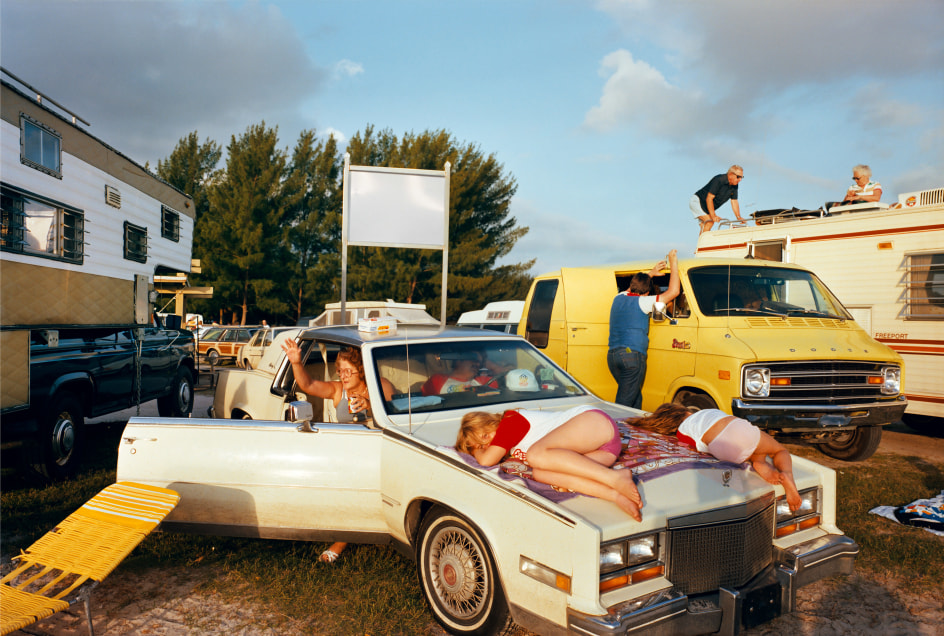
top-left (284, 130), bottom-right (343, 323)
top-left (199, 122), bottom-right (302, 324)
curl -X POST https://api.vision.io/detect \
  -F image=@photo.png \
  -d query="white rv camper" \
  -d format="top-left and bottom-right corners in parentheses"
top-left (457, 300), bottom-right (525, 334)
top-left (695, 188), bottom-right (944, 430)
top-left (1, 70), bottom-right (197, 475)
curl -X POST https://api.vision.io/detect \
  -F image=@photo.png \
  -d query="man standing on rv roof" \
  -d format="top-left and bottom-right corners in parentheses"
top-left (690, 165), bottom-right (745, 234)
top-left (607, 250), bottom-right (680, 409)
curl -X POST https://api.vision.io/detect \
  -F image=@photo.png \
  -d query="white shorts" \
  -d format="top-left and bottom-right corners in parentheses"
top-left (690, 194), bottom-right (706, 220)
top-left (679, 408), bottom-right (760, 464)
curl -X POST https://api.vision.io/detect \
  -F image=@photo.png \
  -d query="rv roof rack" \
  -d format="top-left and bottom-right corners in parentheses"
top-left (1, 66), bottom-right (90, 127)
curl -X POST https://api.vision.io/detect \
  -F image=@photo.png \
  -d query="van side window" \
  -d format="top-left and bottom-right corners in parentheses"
top-left (650, 274), bottom-right (691, 319)
top-left (525, 280), bottom-right (558, 348)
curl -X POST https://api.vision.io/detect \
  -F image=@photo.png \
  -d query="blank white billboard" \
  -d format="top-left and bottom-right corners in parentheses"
top-left (347, 166), bottom-right (447, 249)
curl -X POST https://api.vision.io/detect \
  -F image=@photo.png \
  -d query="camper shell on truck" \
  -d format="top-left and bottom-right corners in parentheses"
top-left (520, 257), bottom-right (906, 461)
top-left (0, 71), bottom-right (197, 478)
top-left (696, 187), bottom-right (944, 434)
top-left (457, 300), bottom-right (525, 333)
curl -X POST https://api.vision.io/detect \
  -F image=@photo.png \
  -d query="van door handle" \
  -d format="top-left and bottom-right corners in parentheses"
top-left (570, 327), bottom-right (587, 331)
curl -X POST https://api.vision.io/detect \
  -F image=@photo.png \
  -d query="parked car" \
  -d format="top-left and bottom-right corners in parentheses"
top-left (3, 325), bottom-right (195, 479)
top-left (196, 326), bottom-right (259, 364)
top-left (118, 325), bottom-right (857, 636)
top-left (237, 326), bottom-right (298, 370)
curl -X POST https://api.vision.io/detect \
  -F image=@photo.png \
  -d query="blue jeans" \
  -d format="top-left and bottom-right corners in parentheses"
top-left (607, 347), bottom-right (647, 409)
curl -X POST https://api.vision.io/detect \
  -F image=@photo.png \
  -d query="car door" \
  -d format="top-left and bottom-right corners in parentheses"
top-left (118, 418), bottom-right (386, 538)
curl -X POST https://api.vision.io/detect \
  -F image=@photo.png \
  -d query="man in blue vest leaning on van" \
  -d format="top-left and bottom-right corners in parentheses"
top-left (607, 250), bottom-right (680, 409)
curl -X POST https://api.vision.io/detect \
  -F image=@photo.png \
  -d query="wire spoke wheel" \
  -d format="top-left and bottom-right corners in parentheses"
top-left (417, 509), bottom-right (511, 635)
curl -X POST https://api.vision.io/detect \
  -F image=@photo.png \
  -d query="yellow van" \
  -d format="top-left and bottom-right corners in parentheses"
top-left (519, 257), bottom-right (907, 461)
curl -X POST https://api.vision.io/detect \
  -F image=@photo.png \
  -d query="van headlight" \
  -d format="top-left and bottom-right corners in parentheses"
top-left (881, 367), bottom-right (901, 395)
top-left (743, 367), bottom-right (770, 397)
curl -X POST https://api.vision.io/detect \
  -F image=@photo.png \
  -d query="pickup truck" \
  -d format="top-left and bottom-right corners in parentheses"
top-left (1, 323), bottom-right (196, 479)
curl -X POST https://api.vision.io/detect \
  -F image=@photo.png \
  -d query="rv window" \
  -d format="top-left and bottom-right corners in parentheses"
top-left (905, 253), bottom-right (944, 320)
top-left (1, 185), bottom-right (84, 264)
top-left (525, 280), bottom-right (558, 348)
top-left (20, 115), bottom-right (62, 178)
top-left (123, 221), bottom-right (148, 263)
top-left (161, 205), bottom-right (180, 242)
top-left (752, 241), bottom-right (784, 262)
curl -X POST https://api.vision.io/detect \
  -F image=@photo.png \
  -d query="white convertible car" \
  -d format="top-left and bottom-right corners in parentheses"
top-left (117, 325), bottom-right (857, 636)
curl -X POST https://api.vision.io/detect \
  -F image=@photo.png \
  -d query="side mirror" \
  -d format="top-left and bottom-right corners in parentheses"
top-left (288, 400), bottom-right (315, 430)
top-left (651, 301), bottom-right (667, 323)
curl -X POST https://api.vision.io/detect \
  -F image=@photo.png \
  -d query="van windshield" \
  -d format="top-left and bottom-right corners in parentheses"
top-left (688, 265), bottom-right (852, 319)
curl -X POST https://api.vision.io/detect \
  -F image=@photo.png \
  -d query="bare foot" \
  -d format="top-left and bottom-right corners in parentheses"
top-left (615, 494), bottom-right (642, 521)
top-left (614, 472), bottom-right (642, 506)
top-left (752, 461), bottom-right (781, 486)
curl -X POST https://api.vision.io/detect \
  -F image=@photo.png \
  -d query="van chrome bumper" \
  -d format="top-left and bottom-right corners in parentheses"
top-left (566, 534), bottom-right (858, 636)
top-left (731, 398), bottom-right (906, 431)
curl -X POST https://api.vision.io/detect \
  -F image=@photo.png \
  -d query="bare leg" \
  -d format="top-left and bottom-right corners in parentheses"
top-left (531, 467), bottom-right (642, 521)
top-left (320, 541), bottom-right (348, 563)
top-left (527, 412), bottom-right (641, 507)
top-left (698, 215), bottom-right (713, 234)
top-left (751, 458), bottom-right (781, 485)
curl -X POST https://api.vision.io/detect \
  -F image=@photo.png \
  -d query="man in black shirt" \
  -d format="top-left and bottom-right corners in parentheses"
top-left (690, 166), bottom-right (745, 234)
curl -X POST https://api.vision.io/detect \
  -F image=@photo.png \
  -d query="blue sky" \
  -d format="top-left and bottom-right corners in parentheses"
top-left (3, 0), bottom-right (942, 277)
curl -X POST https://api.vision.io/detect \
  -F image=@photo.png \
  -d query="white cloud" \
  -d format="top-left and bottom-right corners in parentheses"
top-left (849, 85), bottom-right (926, 130)
top-left (582, 49), bottom-right (704, 139)
top-left (508, 198), bottom-right (671, 275)
top-left (334, 59), bottom-right (364, 78)
top-left (0, 0), bottom-right (328, 164)
top-left (322, 127), bottom-right (347, 145)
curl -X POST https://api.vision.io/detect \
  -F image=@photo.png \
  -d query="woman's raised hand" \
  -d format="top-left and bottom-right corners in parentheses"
top-left (280, 338), bottom-right (302, 364)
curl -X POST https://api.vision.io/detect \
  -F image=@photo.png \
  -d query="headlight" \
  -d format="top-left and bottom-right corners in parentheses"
top-left (743, 367), bottom-right (770, 397)
top-left (600, 533), bottom-right (664, 593)
top-left (776, 488), bottom-right (821, 537)
top-left (881, 367), bottom-right (901, 395)
top-left (600, 534), bottom-right (659, 575)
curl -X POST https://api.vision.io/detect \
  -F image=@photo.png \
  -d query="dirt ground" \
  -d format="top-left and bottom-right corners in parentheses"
top-left (8, 428), bottom-right (944, 636)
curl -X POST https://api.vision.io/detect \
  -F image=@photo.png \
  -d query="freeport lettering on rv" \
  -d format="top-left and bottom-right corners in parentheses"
top-left (875, 333), bottom-right (908, 340)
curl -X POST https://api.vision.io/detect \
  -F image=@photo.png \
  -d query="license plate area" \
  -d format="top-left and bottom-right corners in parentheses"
top-left (742, 582), bottom-right (781, 629)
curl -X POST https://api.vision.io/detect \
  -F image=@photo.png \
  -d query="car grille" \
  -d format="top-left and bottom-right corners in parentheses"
top-left (667, 501), bottom-right (774, 595)
top-left (743, 360), bottom-right (897, 405)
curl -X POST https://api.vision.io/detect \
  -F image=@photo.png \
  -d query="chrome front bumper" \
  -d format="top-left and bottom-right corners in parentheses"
top-left (731, 398), bottom-right (907, 431)
top-left (567, 534), bottom-right (858, 636)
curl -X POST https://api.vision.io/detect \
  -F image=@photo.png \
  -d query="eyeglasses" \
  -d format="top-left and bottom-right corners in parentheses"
top-left (732, 174), bottom-right (744, 180)
top-left (853, 175), bottom-right (867, 181)
top-left (337, 368), bottom-right (357, 377)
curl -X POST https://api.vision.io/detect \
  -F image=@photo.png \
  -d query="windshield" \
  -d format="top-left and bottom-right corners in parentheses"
top-left (688, 265), bottom-right (852, 319)
top-left (370, 339), bottom-right (585, 414)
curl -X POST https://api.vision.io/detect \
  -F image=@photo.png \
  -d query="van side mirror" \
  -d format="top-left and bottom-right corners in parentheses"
top-left (651, 301), bottom-right (667, 323)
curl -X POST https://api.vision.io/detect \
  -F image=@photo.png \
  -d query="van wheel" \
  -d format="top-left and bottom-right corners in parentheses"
top-left (417, 508), bottom-right (512, 635)
top-left (819, 426), bottom-right (881, 461)
top-left (34, 393), bottom-right (84, 480)
top-left (674, 391), bottom-right (717, 411)
top-left (158, 367), bottom-right (195, 417)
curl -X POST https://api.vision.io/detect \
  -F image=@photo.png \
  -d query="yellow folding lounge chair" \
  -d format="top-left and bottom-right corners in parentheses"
top-left (1, 482), bottom-right (179, 636)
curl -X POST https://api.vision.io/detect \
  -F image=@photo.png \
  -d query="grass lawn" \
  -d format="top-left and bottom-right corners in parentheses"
top-left (3, 424), bottom-right (942, 634)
